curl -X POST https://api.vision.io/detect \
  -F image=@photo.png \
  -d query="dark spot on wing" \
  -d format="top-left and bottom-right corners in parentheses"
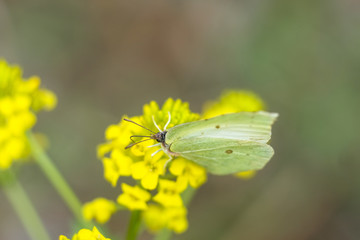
top-left (204, 119), bottom-right (209, 121)
top-left (215, 125), bottom-right (220, 129)
top-left (225, 149), bottom-right (233, 154)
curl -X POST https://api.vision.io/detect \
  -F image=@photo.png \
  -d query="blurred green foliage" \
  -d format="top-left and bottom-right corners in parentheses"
top-left (1, 0), bottom-right (359, 239)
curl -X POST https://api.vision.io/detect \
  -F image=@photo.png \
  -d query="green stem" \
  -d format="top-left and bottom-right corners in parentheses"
top-left (2, 170), bottom-right (51, 240)
top-left (154, 229), bottom-right (172, 240)
top-left (126, 211), bottom-right (142, 240)
top-left (182, 186), bottom-right (197, 205)
top-left (155, 187), bottom-right (197, 240)
top-left (27, 132), bottom-right (88, 227)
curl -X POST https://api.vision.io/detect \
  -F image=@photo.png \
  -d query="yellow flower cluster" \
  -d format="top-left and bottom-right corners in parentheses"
top-left (0, 59), bottom-right (57, 169)
top-left (90, 91), bottom-right (266, 234)
top-left (143, 204), bottom-right (188, 234)
top-left (59, 226), bottom-right (110, 240)
top-left (202, 90), bottom-right (265, 118)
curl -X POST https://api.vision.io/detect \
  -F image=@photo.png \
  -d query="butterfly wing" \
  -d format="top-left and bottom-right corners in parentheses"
top-left (165, 111), bottom-right (278, 144)
top-left (165, 111), bottom-right (278, 175)
top-left (169, 137), bottom-right (274, 175)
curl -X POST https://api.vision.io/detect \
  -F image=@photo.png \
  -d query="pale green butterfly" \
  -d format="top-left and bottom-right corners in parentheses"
top-left (125, 111), bottom-right (278, 175)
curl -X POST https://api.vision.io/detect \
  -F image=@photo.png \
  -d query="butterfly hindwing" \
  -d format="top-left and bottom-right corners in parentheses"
top-left (169, 137), bottom-right (274, 175)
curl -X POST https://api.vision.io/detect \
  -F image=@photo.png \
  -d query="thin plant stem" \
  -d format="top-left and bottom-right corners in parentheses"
top-left (2, 170), bottom-right (51, 240)
top-left (126, 210), bottom-right (142, 240)
top-left (26, 131), bottom-right (89, 227)
top-left (155, 186), bottom-right (197, 240)
top-left (182, 186), bottom-right (197, 205)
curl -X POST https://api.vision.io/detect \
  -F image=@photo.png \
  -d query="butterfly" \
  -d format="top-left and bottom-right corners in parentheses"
top-left (125, 111), bottom-right (278, 175)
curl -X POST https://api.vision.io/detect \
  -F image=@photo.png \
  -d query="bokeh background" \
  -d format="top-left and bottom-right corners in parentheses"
top-left (1, 0), bottom-right (360, 239)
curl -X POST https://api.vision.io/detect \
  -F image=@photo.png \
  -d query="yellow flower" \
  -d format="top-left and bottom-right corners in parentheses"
top-left (202, 90), bottom-right (265, 118)
top-left (142, 204), bottom-right (168, 233)
top-left (153, 179), bottom-right (183, 207)
top-left (0, 59), bottom-right (57, 169)
top-left (131, 150), bottom-right (167, 190)
top-left (82, 198), bottom-right (117, 224)
top-left (143, 205), bottom-right (188, 234)
top-left (142, 98), bottom-right (199, 131)
top-left (102, 115), bottom-right (149, 157)
top-left (98, 116), bottom-right (146, 186)
top-left (117, 183), bottom-right (151, 210)
top-left (202, 90), bottom-right (265, 179)
top-left (59, 226), bottom-right (110, 240)
top-left (31, 87), bottom-right (57, 111)
top-left (98, 98), bottom-right (200, 187)
top-left (102, 149), bottom-right (133, 187)
top-left (169, 157), bottom-right (207, 192)
top-left (166, 206), bottom-right (188, 234)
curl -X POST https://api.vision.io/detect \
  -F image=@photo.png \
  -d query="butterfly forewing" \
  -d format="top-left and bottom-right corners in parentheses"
top-left (165, 111), bottom-right (278, 144)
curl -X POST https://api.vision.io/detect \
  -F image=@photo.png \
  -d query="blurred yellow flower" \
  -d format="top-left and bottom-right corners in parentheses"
top-left (82, 198), bottom-right (117, 224)
top-left (142, 204), bottom-right (168, 233)
top-left (143, 205), bottom-right (188, 234)
top-left (59, 226), bottom-right (110, 240)
top-left (166, 206), bottom-right (188, 234)
top-left (0, 59), bottom-right (57, 170)
top-left (153, 179), bottom-right (183, 207)
top-left (59, 236), bottom-right (70, 240)
top-left (202, 90), bottom-right (265, 118)
top-left (169, 157), bottom-right (207, 192)
top-left (235, 170), bottom-right (257, 179)
top-left (117, 183), bottom-right (151, 210)
top-left (31, 87), bottom-right (57, 111)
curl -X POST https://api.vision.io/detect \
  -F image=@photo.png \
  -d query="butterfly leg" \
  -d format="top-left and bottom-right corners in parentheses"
top-left (163, 156), bottom-right (173, 170)
top-left (151, 148), bottom-right (163, 157)
top-left (147, 143), bottom-right (161, 148)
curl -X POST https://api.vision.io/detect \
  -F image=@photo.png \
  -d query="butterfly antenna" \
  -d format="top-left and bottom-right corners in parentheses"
top-left (123, 118), bottom-right (156, 134)
top-left (125, 138), bottom-right (152, 149)
top-left (130, 135), bottom-right (152, 142)
top-left (152, 115), bottom-right (162, 132)
top-left (164, 111), bottom-right (171, 130)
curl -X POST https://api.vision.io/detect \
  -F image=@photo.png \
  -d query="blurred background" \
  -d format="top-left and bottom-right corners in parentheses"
top-left (1, 0), bottom-right (360, 239)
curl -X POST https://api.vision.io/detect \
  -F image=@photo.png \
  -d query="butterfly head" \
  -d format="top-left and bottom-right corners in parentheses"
top-left (123, 118), bottom-right (168, 149)
top-left (152, 131), bottom-right (167, 143)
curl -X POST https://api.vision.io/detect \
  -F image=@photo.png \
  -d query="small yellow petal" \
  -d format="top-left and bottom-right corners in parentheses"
top-left (102, 157), bottom-right (120, 187)
top-left (97, 143), bottom-right (113, 158)
top-left (82, 198), bottom-right (117, 224)
top-left (141, 172), bottom-right (159, 190)
top-left (59, 235), bottom-right (70, 240)
top-left (169, 158), bottom-right (186, 176)
top-left (105, 125), bottom-right (122, 140)
top-left (235, 170), bottom-right (257, 179)
top-left (131, 161), bottom-right (147, 179)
